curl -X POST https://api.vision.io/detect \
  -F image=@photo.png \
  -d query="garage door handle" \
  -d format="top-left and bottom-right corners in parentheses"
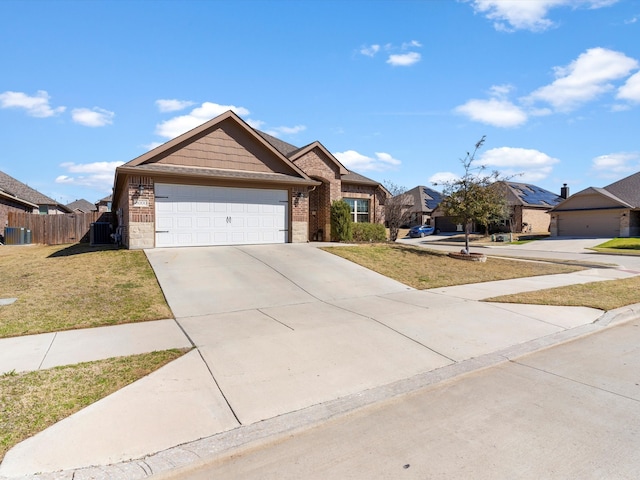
top-left (226, 216), bottom-right (231, 223)
top-left (156, 230), bottom-right (169, 233)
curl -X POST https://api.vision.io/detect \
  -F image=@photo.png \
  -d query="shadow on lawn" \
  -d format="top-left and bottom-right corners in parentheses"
top-left (48, 242), bottom-right (122, 258)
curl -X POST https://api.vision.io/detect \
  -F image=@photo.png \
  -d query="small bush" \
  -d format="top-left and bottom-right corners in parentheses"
top-left (353, 222), bottom-right (387, 242)
top-left (330, 200), bottom-right (353, 242)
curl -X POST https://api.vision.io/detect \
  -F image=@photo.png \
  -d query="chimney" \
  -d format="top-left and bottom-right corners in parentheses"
top-left (560, 183), bottom-right (569, 199)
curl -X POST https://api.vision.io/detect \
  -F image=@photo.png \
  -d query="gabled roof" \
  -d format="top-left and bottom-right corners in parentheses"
top-left (503, 182), bottom-right (562, 208)
top-left (120, 110), bottom-right (313, 181)
top-left (256, 130), bottom-right (302, 157)
top-left (551, 186), bottom-right (634, 212)
top-left (0, 170), bottom-right (59, 206)
top-left (604, 171), bottom-right (640, 207)
top-left (401, 186), bottom-right (443, 211)
top-left (66, 199), bottom-right (97, 213)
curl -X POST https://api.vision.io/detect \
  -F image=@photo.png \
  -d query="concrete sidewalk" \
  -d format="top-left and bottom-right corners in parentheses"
top-left (1, 244), bottom-right (639, 479)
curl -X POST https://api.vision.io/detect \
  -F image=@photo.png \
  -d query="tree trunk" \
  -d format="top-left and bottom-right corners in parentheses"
top-left (464, 222), bottom-right (470, 254)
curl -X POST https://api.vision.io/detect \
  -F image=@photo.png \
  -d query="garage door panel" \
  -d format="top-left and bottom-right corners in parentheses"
top-left (558, 211), bottom-right (620, 237)
top-left (196, 217), bottom-right (211, 228)
top-left (155, 184), bottom-right (288, 247)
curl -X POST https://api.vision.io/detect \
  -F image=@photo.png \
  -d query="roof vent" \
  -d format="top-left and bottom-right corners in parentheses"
top-left (560, 183), bottom-right (569, 199)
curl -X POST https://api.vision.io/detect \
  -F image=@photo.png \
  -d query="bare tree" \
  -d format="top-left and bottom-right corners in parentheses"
top-left (433, 136), bottom-right (508, 254)
top-left (383, 181), bottom-right (412, 242)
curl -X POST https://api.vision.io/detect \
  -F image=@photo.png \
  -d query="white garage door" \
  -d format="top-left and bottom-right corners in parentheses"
top-left (155, 184), bottom-right (288, 247)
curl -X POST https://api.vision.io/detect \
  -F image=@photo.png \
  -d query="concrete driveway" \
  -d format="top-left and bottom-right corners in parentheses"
top-left (146, 244), bottom-right (604, 425)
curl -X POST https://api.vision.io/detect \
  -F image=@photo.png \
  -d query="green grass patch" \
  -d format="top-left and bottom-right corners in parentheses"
top-left (0, 349), bottom-right (188, 462)
top-left (0, 244), bottom-right (172, 338)
top-left (594, 237), bottom-right (640, 251)
top-left (322, 244), bottom-right (584, 289)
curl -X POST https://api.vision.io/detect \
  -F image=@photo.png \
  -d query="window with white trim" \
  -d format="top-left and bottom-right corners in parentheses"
top-left (344, 198), bottom-right (369, 223)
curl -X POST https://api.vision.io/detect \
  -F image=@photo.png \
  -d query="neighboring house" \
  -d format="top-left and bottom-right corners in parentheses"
top-left (498, 181), bottom-right (564, 233)
top-left (0, 170), bottom-right (70, 229)
top-left (96, 194), bottom-right (112, 212)
top-left (66, 198), bottom-right (97, 214)
top-left (397, 185), bottom-right (443, 227)
top-left (112, 110), bottom-right (388, 249)
top-left (430, 181), bottom-right (564, 234)
top-left (550, 172), bottom-right (640, 237)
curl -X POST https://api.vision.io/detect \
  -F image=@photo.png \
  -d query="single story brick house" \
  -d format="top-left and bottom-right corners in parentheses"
top-left (0, 170), bottom-right (70, 230)
top-left (550, 171), bottom-right (640, 237)
top-left (112, 111), bottom-right (388, 249)
top-left (500, 181), bottom-right (564, 233)
top-left (430, 181), bottom-right (564, 234)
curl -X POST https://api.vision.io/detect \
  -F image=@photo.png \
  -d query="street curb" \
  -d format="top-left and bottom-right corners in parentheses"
top-left (6, 304), bottom-right (639, 480)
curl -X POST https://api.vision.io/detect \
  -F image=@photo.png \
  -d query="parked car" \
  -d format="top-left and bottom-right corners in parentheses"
top-left (408, 225), bottom-right (435, 238)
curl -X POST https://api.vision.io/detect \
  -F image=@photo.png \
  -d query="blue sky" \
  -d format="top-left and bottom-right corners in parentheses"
top-left (1, 0), bottom-right (639, 204)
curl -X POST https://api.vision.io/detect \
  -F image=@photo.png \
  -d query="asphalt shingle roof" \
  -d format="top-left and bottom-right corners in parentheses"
top-left (604, 171), bottom-right (640, 207)
top-left (66, 199), bottom-right (97, 213)
top-left (0, 170), bottom-right (58, 206)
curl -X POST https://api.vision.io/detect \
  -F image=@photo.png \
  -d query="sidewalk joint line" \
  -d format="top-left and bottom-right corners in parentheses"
top-left (511, 360), bottom-right (640, 404)
top-left (258, 309), bottom-right (295, 330)
top-left (197, 349), bottom-right (242, 425)
top-left (329, 299), bottom-right (457, 363)
top-left (38, 332), bottom-right (57, 370)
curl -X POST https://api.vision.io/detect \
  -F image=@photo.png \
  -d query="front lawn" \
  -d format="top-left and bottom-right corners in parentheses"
top-left (486, 276), bottom-right (640, 311)
top-left (0, 244), bottom-right (172, 338)
top-left (592, 237), bottom-right (640, 253)
top-left (323, 244), bottom-right (584, 289)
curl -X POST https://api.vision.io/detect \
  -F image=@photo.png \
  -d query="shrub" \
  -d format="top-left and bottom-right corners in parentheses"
top-left (352, 222), bottom-right (387, 242)
top-left (330, 200), bottom-right (353, 242)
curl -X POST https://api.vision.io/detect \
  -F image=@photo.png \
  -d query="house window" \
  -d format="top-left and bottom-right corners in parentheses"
top-left (344, 198), bottom-right (369, 223)
top-left (38, 206), bottom-right (48, 215)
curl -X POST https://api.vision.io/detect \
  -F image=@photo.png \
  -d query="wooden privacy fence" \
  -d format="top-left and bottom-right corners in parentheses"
top-left (7, 212), bottom-right (113, 245)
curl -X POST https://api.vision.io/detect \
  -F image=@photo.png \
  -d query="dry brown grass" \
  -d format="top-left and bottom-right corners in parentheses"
top-left (0, 244), bottom-right (172, 338)
top-left (486, 276), bottom-right (640, 311)
top-left (323, 244), bottom-right (584, 289)
top-left (0, 348), bottom-right (188, 462)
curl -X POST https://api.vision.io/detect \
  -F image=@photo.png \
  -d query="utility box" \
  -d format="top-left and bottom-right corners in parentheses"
top-left (90, 222), bottom-right (112, 245)
top-left (4, 227), bottom-right (31, 245)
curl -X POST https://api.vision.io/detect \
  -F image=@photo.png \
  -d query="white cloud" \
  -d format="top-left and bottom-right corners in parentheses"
top-left (402, 40), bottom-right (422, 49)
top-left (264, 125), bottom-right (306, 136)
top-left (455, 98), bottom-right (528, 127)
top-left (360, 44), bottom-right (380, 57)
top-left (0, 90), bottom-right (65, 118)
top-left (387, 52), bottom-right (421, 67)
top-left (525, 48), bottom-right (638, 112)
top-left (429, 172), bottom-right (460, 185)
top-left (56, 161), bottom-right (124, 190)
top-left (155, 99), bottom-right (196, 112)
top-left (334, 150), bottom-right (401, 172)
top-left (479, 147), bottom-right (559, 182)
top-left (71, 107), bottom-right (115, 127)
top-left (467, 0), bottom-right (618, 32)
top-left (155, 102), bottom-right (250, 139)
top-left (617, 71), bottom-right (640, 103)
top-left (591, 152), bottom-right (640, 176)
top-left (143, 142), bottom-right (164, 151)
